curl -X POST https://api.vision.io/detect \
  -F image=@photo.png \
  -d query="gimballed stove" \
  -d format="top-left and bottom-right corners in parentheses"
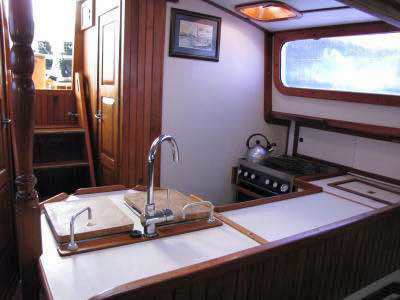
top-left (235, 155), bottom-right (339, 201)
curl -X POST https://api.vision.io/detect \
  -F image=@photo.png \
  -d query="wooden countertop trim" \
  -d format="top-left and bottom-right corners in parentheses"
top-left (214, 212), bottom-right (268, 244)
top-left (215, 189), bottom-right (321, 213)
top-left (39, 259), bottom-right (54, 300)
top-left (74, 185), bottom-right (127, 195)
top-left (90, 202), bottom-right (400, 300)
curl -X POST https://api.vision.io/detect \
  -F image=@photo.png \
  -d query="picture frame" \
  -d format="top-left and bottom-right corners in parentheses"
top-left (81, 0), bottom-right (94, 31)
top-left (169, 8), bottom-right (221, 62)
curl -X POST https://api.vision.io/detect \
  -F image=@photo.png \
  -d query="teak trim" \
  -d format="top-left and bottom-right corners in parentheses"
top-left (273, 22), bottom-right (400, 107)
top-left (328, 178), bottom-right (400, 205)
top-left (90, 201), bottom-right (400, 300)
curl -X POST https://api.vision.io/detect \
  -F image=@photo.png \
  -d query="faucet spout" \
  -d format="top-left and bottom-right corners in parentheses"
top-left (143, 134), bottom-right (180, 237)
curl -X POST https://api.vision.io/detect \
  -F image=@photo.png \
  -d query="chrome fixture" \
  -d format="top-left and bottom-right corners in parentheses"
top-left (182, 201), bottom-right (215, 224)
top-left (142, 134), bottom-right (180, 237)
top-left (67, 207), bottom-right (95, 251)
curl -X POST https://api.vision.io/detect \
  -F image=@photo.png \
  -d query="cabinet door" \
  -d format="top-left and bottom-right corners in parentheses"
top-left (0, 1), bottom-right (16, 296)
top-left (97, 7), bottom-right (120, 185)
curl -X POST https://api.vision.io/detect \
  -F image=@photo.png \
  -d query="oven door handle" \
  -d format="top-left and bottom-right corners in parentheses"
top-left (233, 184), bottom-right (265, 199)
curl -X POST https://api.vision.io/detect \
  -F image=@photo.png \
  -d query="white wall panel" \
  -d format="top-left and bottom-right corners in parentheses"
top-left (297, 127), bottom-right (356, 167)
top-left (160, 0), bottom-right (287, 205)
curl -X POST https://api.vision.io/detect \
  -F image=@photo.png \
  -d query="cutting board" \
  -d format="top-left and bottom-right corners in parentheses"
top-left (124, 189), bottom-right (210, 223)
top-left (44, 197), bottom-right (134, 243)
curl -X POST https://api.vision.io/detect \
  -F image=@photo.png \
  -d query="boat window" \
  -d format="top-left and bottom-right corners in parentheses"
top-left (274, 23), bottom-right (400, 107)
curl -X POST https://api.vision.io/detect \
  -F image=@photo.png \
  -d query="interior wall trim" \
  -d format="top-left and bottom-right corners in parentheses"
top-left (264, 24), bottom-right (400, 141)
top-left (273, 22), bottom-right (400, 107)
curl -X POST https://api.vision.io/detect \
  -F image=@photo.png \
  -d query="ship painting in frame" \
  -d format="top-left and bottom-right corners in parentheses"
top-left (169, 8), bottom-right (221, 62)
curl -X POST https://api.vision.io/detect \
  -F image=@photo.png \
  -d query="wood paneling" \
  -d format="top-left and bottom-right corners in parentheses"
top-left (35, 90), bottom-right (78, 128)
top-left (120, 0), bottom-right (166, 188)
top-left (92, 204), bottom-right (400, 300)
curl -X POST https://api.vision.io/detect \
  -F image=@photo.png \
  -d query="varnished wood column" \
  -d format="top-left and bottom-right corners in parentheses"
top-left (9, 0), bottom-right (42, 299)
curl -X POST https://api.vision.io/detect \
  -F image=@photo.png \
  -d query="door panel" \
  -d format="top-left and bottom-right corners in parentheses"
top-left (97, 8), bottom-right (120, 185)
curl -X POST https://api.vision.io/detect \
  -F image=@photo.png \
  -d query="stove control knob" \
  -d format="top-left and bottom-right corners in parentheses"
top-left (265, 179), bottom-right (270, 185)
top-left (250, 174), bottom-right (256, 180)
top-left (280, 184), bottom-right (289, 193)
top-left (244, 171), bottom-right (248, 177)
top-left (273, 182), bottom-right (278, 188)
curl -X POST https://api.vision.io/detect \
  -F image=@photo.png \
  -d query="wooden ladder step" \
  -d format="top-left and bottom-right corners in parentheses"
top-left (34, 127), bottom-right (85, 135)
top-left (33, 160), bottom-right (89, 170)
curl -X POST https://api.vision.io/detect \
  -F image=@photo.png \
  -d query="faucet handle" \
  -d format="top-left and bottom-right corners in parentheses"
top-left (182, 200), bottom-right (215, 224)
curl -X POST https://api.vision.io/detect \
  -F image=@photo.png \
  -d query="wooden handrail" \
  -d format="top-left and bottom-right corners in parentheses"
top-left (9, 0), bottom-right (42, 299)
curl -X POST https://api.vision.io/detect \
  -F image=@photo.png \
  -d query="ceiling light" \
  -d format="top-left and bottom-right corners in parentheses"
top-left (235, 1), bottom-right (302, 22)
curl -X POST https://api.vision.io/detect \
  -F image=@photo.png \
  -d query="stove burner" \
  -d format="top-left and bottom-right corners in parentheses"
top-left (261, 156), bottom-right (329, 176)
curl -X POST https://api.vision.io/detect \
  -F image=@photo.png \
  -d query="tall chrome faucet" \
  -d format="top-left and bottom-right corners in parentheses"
top-left (141, 134), bottom-right (180, 237)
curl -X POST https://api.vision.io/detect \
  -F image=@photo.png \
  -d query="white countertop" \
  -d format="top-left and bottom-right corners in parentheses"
top-left (40, 190), bottom-right (258, 300)
top-left (222, 192), bottom-right (372, 242)
top-left (40, 188), bottom-right (377, 299)
top-left (312, 175), bottom-right (400, 209)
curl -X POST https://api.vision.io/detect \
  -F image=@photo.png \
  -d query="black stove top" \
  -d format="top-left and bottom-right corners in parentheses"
top-left (260, 155), bottom-right (337, 176)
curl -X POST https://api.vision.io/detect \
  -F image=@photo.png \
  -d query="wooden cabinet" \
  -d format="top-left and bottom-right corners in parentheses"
top-left (96, 7), bottom-right (121, 185)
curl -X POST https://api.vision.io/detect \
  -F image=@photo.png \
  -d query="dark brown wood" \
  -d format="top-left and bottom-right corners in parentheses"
top-left (273, 111), bottom-right (400, 142)
top-left (300, 6), bottom-right (350, 14)
top-left (74, 72), bottom-right (96, 186)
top-left (74, 184), bottom-right (126, 195)
top-left (199, 0), bottom-right (267, 32)
top-left (273, 22), bottom-right (400, 107)
top-left (337, 0), bottom-right (400, 28)
top-left (121, 0), bottom-right (166, 187)
top-left (0, 3), bottom-right (17, 292)
top-left (35, 90), bottom-right (78, 128)
top-left (57, 219), bottom-right (223, 257)
top-left (97, 7), bottom-right (121, 186)
top-left (215, 213), bottom-right (268, 244)
top-left (8, 0), bottom-right (42, 298)
top-left (264, 32), bottom-right (290, 126)
top-left (90, 202), bottom-right (400, 300)
top-left (215, 188), bottom-right (321, 213)
top-left (294, 152), bottom-right (400, 187)
top-left (328, 178), bottom-right (400, 205)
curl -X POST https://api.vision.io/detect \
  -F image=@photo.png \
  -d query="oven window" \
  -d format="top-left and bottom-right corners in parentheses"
top-left (281, 33), bottom-right (400, 96)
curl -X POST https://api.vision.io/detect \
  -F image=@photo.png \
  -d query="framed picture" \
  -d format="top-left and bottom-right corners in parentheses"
top-left (81, 0), bottom-right (94, 31)
top-left (169, 8), bottom-right (221, 62)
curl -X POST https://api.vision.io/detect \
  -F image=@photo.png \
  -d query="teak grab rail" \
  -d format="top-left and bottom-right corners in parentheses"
top-left (9, 0), bottom-right (42, 299)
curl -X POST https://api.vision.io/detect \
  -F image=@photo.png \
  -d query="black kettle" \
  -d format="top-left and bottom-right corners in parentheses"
top-left (245, 133), bottom-right (276, 164)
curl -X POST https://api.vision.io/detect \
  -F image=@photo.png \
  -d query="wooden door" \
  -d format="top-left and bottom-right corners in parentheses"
top-left (0, 1), bottom-right (17, 297)
top-left (96, 8), bottom-right (120, 185)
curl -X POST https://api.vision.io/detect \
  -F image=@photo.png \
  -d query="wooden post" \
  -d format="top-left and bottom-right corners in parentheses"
top-left (8, 0), bottom-right (42, 299)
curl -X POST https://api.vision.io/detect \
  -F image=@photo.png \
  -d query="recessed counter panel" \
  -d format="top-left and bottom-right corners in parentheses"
top-left (222, 192), bottom-right (372, 242)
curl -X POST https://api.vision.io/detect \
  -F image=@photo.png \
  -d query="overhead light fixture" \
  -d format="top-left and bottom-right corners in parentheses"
top-left (235, 1), bottom-right (302, 22)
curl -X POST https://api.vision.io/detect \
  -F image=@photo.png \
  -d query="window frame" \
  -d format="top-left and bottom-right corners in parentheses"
top-left (273, 22), bottom-right (400, 107)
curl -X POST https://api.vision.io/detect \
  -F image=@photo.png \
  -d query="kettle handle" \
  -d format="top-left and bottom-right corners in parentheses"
top-left (246, 133), bottom-right (275, 149)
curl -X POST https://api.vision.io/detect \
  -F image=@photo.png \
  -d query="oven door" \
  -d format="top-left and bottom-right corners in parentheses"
top-left (234, 180), bottom-right (277, 202)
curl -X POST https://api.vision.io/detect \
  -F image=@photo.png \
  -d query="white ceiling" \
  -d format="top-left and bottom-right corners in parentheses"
top-left (210, 0), bottom-right (379, 31)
